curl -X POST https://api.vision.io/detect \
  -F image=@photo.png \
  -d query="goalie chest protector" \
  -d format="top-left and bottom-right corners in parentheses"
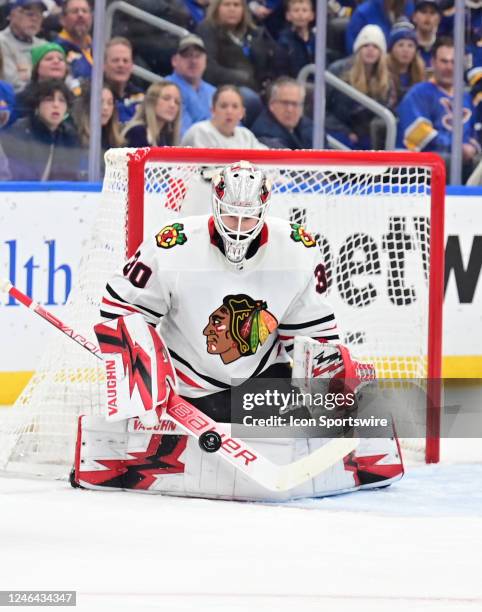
top-left (101, 215), bottom-right (339, 398)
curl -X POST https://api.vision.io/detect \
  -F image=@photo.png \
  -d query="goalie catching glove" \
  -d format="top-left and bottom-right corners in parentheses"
top-left (291, 336), bottom-right (376, 421)
top-left (94, 313), bottom-right (177, 426)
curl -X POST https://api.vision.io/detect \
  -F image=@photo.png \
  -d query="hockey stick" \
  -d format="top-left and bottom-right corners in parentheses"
top-left (0, 278), bottom-right (358, 492)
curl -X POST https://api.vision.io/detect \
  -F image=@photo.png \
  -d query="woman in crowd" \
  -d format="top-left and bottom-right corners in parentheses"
top-left (1, 79), bottom-right (84, 181)
top-left (73, 83), bottom-right (124, 154)
top-left (326, 24), bottom-right (395, 149)
top-left (181, 84), bottom-right (266, 148)
top-left (16, 42), bottom-right (80, 118)
top-left (196, 0), bottom-right (287, 125)
top-left (387, 19), bottom-right (425, 107)
top-left (123, 81), bottom-right (181, 147)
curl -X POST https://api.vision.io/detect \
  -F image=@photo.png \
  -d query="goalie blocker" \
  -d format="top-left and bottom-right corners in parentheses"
top-left (73, 315), bottom-right (403, 500)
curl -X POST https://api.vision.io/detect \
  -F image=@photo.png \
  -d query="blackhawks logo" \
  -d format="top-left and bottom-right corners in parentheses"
top-left (290, 223), bottom-right (316, 248)
top-left (155, 223), bottom-right (187, 249)
top-left (203, 294), bottom-right (278, 364)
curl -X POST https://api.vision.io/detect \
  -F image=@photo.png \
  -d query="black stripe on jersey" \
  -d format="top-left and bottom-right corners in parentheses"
top-left (169, 349), bottom-right (231, 390)
top-left (278, 313), bottom-right (335, 331)
top-left (284, 343), bottom-right (293, 353)
top-left (250, 340), bottom-right (278, 378)
top-left (105, 283), bottom-right (164, 319)
top-left (100, 310), bottom-right (119, 320)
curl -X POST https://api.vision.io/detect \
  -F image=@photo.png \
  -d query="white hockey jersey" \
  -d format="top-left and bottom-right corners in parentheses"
top-left (100, 215), bottom-right (339, 398)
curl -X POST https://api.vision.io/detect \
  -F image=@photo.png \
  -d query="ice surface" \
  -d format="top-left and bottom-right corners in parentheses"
top-left (1, 459), bottom-right (481, 612)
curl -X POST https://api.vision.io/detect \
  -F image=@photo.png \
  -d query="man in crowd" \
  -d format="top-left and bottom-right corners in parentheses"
top-left (0, 0), bottom-right (46, 92)
top-left (251, 77), bottom-right (313, 149)
top-left (103, 37), bottom-right (144, 123)
top-left (55, 0), bottom-right (93, 80)
top-left (411, 0), bottom-right (441, 70)
top-left (397, 36), bottom-right (479, 181)
top-left (166, 34), bottom-right (215, 136)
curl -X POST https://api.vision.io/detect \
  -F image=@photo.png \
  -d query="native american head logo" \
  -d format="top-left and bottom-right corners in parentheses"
top-left (290, 223), bottom-right (316, 248)
top-left (203, 294), bottom-right (278, 364)
top-left (155, 223), bottom-right (187, 249)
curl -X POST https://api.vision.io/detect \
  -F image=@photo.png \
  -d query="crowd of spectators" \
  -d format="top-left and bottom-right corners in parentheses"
top-left (0, 0), bottom-right (480, 182)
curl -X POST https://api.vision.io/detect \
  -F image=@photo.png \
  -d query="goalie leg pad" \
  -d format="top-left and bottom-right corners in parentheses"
top-left (73, 415), bottom-right (379, 500)
top-left (73, 415), bottom-right (188, 491)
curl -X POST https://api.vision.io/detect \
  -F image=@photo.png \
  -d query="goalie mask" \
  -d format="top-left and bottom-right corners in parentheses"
top-left (212, 161), bottom-right (272, 266)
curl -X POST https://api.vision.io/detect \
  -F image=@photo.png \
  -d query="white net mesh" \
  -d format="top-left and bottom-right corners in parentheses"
top-left (0, 148), bottom-right (442, 477)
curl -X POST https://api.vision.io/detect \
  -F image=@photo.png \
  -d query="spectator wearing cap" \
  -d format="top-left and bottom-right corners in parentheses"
top-left (0, 0), bottom-right (47, 92)
top-left (345, 0), bottom-right (414, 54)
top-left (411, 0), bottom-right (441, 69)
top-left (397, 37), bottom-right (479, 182)
top-left (103, 36), bottom-right (144, 124)
top-left (54, 0), bottom-right (93, 80)
top-left (15, 41), bottom-right (80, 118)
top-left (166, 34), bottom-right (216, 136)
top-left (251, 77), bottom-right (314, 149)
top-left (326, 24), bottom-right (396, 149)
top-left (2, 78), bottom-right (84, 180)
top-left (387, 18), bottom-right (425, 106)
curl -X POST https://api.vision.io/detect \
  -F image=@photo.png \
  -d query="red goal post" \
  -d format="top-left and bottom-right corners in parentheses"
top-left (120, 148), bottom-right (445, 463)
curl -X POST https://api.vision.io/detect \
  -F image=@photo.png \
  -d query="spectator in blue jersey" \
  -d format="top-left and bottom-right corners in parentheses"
top-left (345, 0), bottom-right (414, 54)
top-left (468, 65), bottom-right (482, 147)
top-left (397, 37), bottom-right (479, 182)
top-left (184, 0), bottom-right (211, 25)
top-left (166, 34), bottom-right (215, 136)
top-left (251, 77), bottom-right (313, 148)
top-left (54, 0), bottom-right (93, 80)
top-left (326, 24), bottom-right (396, 149)
top-left (411, 0), bottom-right (441, 71)
top-left (103, 37), bottom-right (144, 124)
top-left (278, 0), bottom-right (315, 77)
top-left (387, 19), bottom-right (425, 107)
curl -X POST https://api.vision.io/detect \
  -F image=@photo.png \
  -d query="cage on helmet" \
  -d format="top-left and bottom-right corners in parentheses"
top-left (212, 160), bottom-right (271, 265)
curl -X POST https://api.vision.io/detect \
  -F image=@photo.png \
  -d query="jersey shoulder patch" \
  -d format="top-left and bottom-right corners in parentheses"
top-left (155, 222), bottom-right (188, 249)
top-left (289, 223), bottom-right (316, 248)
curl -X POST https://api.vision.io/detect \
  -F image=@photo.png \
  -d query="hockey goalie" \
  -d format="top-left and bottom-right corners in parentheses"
top-left (73, 160), bottom-right (404, 501)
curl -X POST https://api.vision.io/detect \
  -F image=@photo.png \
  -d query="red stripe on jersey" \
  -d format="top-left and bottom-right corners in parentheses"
top-left (102, 297), bottom-right (140, 314)
top-left (278, 334), bottom-right (294, 341)
top-left (175, 368), bottom-right (205, 390)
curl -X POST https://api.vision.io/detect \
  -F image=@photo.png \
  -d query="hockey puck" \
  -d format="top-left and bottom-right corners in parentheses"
top-left (199, 431), bottom-right (222, 453)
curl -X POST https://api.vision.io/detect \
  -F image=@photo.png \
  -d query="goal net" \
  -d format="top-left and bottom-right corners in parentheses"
top-left (0, 148), bottom-right (445, 478)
